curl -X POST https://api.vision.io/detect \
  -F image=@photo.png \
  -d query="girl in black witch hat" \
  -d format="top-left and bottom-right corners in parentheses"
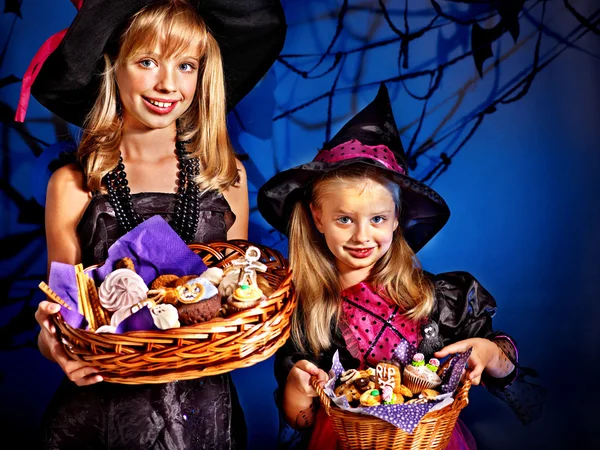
top-left (24, 0), bottom-right (285, 448)
top-left (259, 84), bottom-right (523, 450)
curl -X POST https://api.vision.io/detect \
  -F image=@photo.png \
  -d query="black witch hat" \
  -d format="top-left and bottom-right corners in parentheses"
top-left (258, 84), bottom-right (450, 253)
top-left (17, 0), bottom-right (286, 126)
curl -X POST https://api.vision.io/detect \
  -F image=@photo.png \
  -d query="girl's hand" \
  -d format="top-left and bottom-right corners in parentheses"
top-left (282, 360), bottom-right (328, 429)
top-left (286, 359), bottom-right (329, 398)
top-left (35, 301), bottom-right (103, 386)
top-left (435, 337), bottom-right (510, 385)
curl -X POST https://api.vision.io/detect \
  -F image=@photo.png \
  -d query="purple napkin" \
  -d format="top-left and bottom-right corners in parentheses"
top-left (392, 338), bottom-right (418, 366)
top-left (326, 340), bottom-right (470, 433)
top-left (47, 216), bottom-right (207, 332)
top-left (115, 306), bottom-right (158, 333)
top-left (58, 306), bottom-right (88, 329)
top-left (47, 262), bottom-right (87, 329)
top-left (48, 262), bottom-right (79, 309)
top-left (440, 348), bottom-right (472, 393)
top-left (91, 215), bottom-right (207, 285)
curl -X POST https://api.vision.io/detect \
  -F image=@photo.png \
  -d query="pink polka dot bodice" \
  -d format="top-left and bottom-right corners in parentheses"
top-left (340, 282), bottom-right (422, 367)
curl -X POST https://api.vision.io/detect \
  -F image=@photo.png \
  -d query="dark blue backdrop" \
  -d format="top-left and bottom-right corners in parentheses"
top-left (1, 1), bottom-right (598, 449)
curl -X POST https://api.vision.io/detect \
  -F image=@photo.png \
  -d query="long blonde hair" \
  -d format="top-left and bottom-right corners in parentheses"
top-left (79, 0), bottom-right (237, 193)
top-left (289, 166), bottom-right (435, 356)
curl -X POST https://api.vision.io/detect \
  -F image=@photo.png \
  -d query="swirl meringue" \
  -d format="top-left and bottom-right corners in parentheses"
top-left (98, 268), bottom-right (148, 312)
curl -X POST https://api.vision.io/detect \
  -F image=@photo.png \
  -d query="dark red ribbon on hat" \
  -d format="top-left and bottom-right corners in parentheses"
top-left (14, 0), bottom-right (84, 123)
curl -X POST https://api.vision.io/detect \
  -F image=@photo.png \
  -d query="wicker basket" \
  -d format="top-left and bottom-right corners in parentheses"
top-left (312, 376), bottom-right (471, 450)
top-left (50, 240), bottom-right (295, 384)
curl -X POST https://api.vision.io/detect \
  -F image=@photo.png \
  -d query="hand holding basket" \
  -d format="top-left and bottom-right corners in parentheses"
top-left (44, 240), bottom-right (295, 384)
top-left (310, 374), bottom-right (471, 450)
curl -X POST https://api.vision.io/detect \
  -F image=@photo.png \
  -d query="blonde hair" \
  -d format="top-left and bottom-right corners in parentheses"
top-left (79, 0), bottom-right (237, 193)
top-left (289, 165), bottom-right (435, 356)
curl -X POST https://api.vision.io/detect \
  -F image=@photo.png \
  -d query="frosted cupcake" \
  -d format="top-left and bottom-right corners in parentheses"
top-left (175, 277), bottom-right (222, 325)
top-left (226, 283), bottom-right (266, 312)
top-left (403, 353), bottom-right (442, 394)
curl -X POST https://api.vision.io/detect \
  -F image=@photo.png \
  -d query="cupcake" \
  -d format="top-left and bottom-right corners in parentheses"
top-left (403, 353), bottom-right (442, 394)
top-left (175, 278), bottom-right (222, 325)
top-left (226, 283), bottom-right (266, 312)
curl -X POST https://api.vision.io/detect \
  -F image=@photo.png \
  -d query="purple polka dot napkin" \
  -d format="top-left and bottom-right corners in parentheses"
top-left (441, 348), bottom-right (471, 394)
top-left (325, 347), bottom-right (470, 433)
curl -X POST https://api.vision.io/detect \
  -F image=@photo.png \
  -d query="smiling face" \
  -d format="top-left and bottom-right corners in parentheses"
top-left (115, 43), bottom-right (200, 131)
top-left (310, 177), bottom-right (399, 288)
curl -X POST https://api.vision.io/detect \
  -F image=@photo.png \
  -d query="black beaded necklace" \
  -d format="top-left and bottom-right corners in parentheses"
top-left (104, 140), bottom-right (200, 243)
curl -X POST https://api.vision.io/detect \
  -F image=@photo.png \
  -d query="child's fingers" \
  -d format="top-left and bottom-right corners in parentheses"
top-left (435, 340), bottom-right (473, 358)
top-left (295, 359), bottom-right (321, 376)
top-left (35, 301), bottom-right (60, 333)
top-left (467, 356), bottom-right (484, 382)
top-left (65, 364), bottom-right (102, 386)
top-left (470, 374), bottom-right (482, 386)
top-left (39, 326), bottom-right (57, 349)
top-left (314, 368), bottom-right (329, 387)
top-left (51, 343), bottom-right (102, 385)
top-left (47, 334), bottom-right (68, 361)
top-left (43, 319), bottom-right (56, 335)
top-left (39, 300), bottom-right (61, 316)
top-left (315, 368), bottom-right (328, 379)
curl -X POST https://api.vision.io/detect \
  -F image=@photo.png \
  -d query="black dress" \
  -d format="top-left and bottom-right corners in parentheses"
top-left (37, 192), bottom-right (247, 450)
top-left (273, 272), bottom-right (546, 449)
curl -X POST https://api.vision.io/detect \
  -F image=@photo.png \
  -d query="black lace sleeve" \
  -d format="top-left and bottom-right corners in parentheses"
top-left (429, 271), bottom-right (546, 424)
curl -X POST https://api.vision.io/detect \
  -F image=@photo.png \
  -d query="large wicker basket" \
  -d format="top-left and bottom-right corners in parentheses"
top-left (312, 376), bottom-right (471, 450)
top-left (50, 240), bottom-right (295, 384)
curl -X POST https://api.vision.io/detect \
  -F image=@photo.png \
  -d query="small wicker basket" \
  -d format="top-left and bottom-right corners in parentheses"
top-left (49, 240), bottom-right (295, 384)
top-left (311, 376), bottom-right (471, 450)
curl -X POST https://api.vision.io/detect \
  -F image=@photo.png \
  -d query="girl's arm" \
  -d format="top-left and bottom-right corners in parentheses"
top-left (431, 271), bottom-right (518, 385)
top-left (223, 159), bottom-right (249, 240)
top-left (35, 163), bottom-right (102, 386)
top-left (45, 163), bottom-right (87, 268)
top-left (435, 338), bottom-right (515, 385)
top-left (432, 272), bottom-right (543, 423)
top-left (282, 360), bottom-right (328, 429)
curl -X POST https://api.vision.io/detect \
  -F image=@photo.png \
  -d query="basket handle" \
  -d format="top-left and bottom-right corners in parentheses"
top-left (310, 375), bottom-right (331, 416)
top-left (452, 375), bottom-right (472, 410)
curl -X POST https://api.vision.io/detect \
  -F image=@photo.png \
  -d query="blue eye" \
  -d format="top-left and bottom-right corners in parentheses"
top-left (337, 216), bottom-right (351, 224)
top-left (180, 62), bottom-right (195, 72)
top-left (140, 59), bottom-right (156, 68)
top-left (372, 216), bottom-right (385, 224)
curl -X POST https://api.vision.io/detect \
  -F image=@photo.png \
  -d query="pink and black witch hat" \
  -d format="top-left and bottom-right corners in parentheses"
top-left (258, 84), bottom-right (450, 252)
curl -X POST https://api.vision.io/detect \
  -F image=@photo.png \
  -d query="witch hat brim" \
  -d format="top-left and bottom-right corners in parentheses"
top-left (257, 84), bottom-right (450, 253)
top-left (30, 0), bottom-right (286, 126)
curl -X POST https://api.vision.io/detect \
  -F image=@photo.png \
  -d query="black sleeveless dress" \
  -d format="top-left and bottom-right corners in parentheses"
top-left (37, 192), bottom-right (247, 450)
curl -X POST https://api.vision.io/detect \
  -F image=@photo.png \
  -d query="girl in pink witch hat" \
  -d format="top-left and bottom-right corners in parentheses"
top-left (259, 84), bottom-right (520, 450)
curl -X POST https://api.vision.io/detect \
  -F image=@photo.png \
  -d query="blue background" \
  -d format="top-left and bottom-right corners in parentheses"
top-left (0, 1), bottom-right (598, 449)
